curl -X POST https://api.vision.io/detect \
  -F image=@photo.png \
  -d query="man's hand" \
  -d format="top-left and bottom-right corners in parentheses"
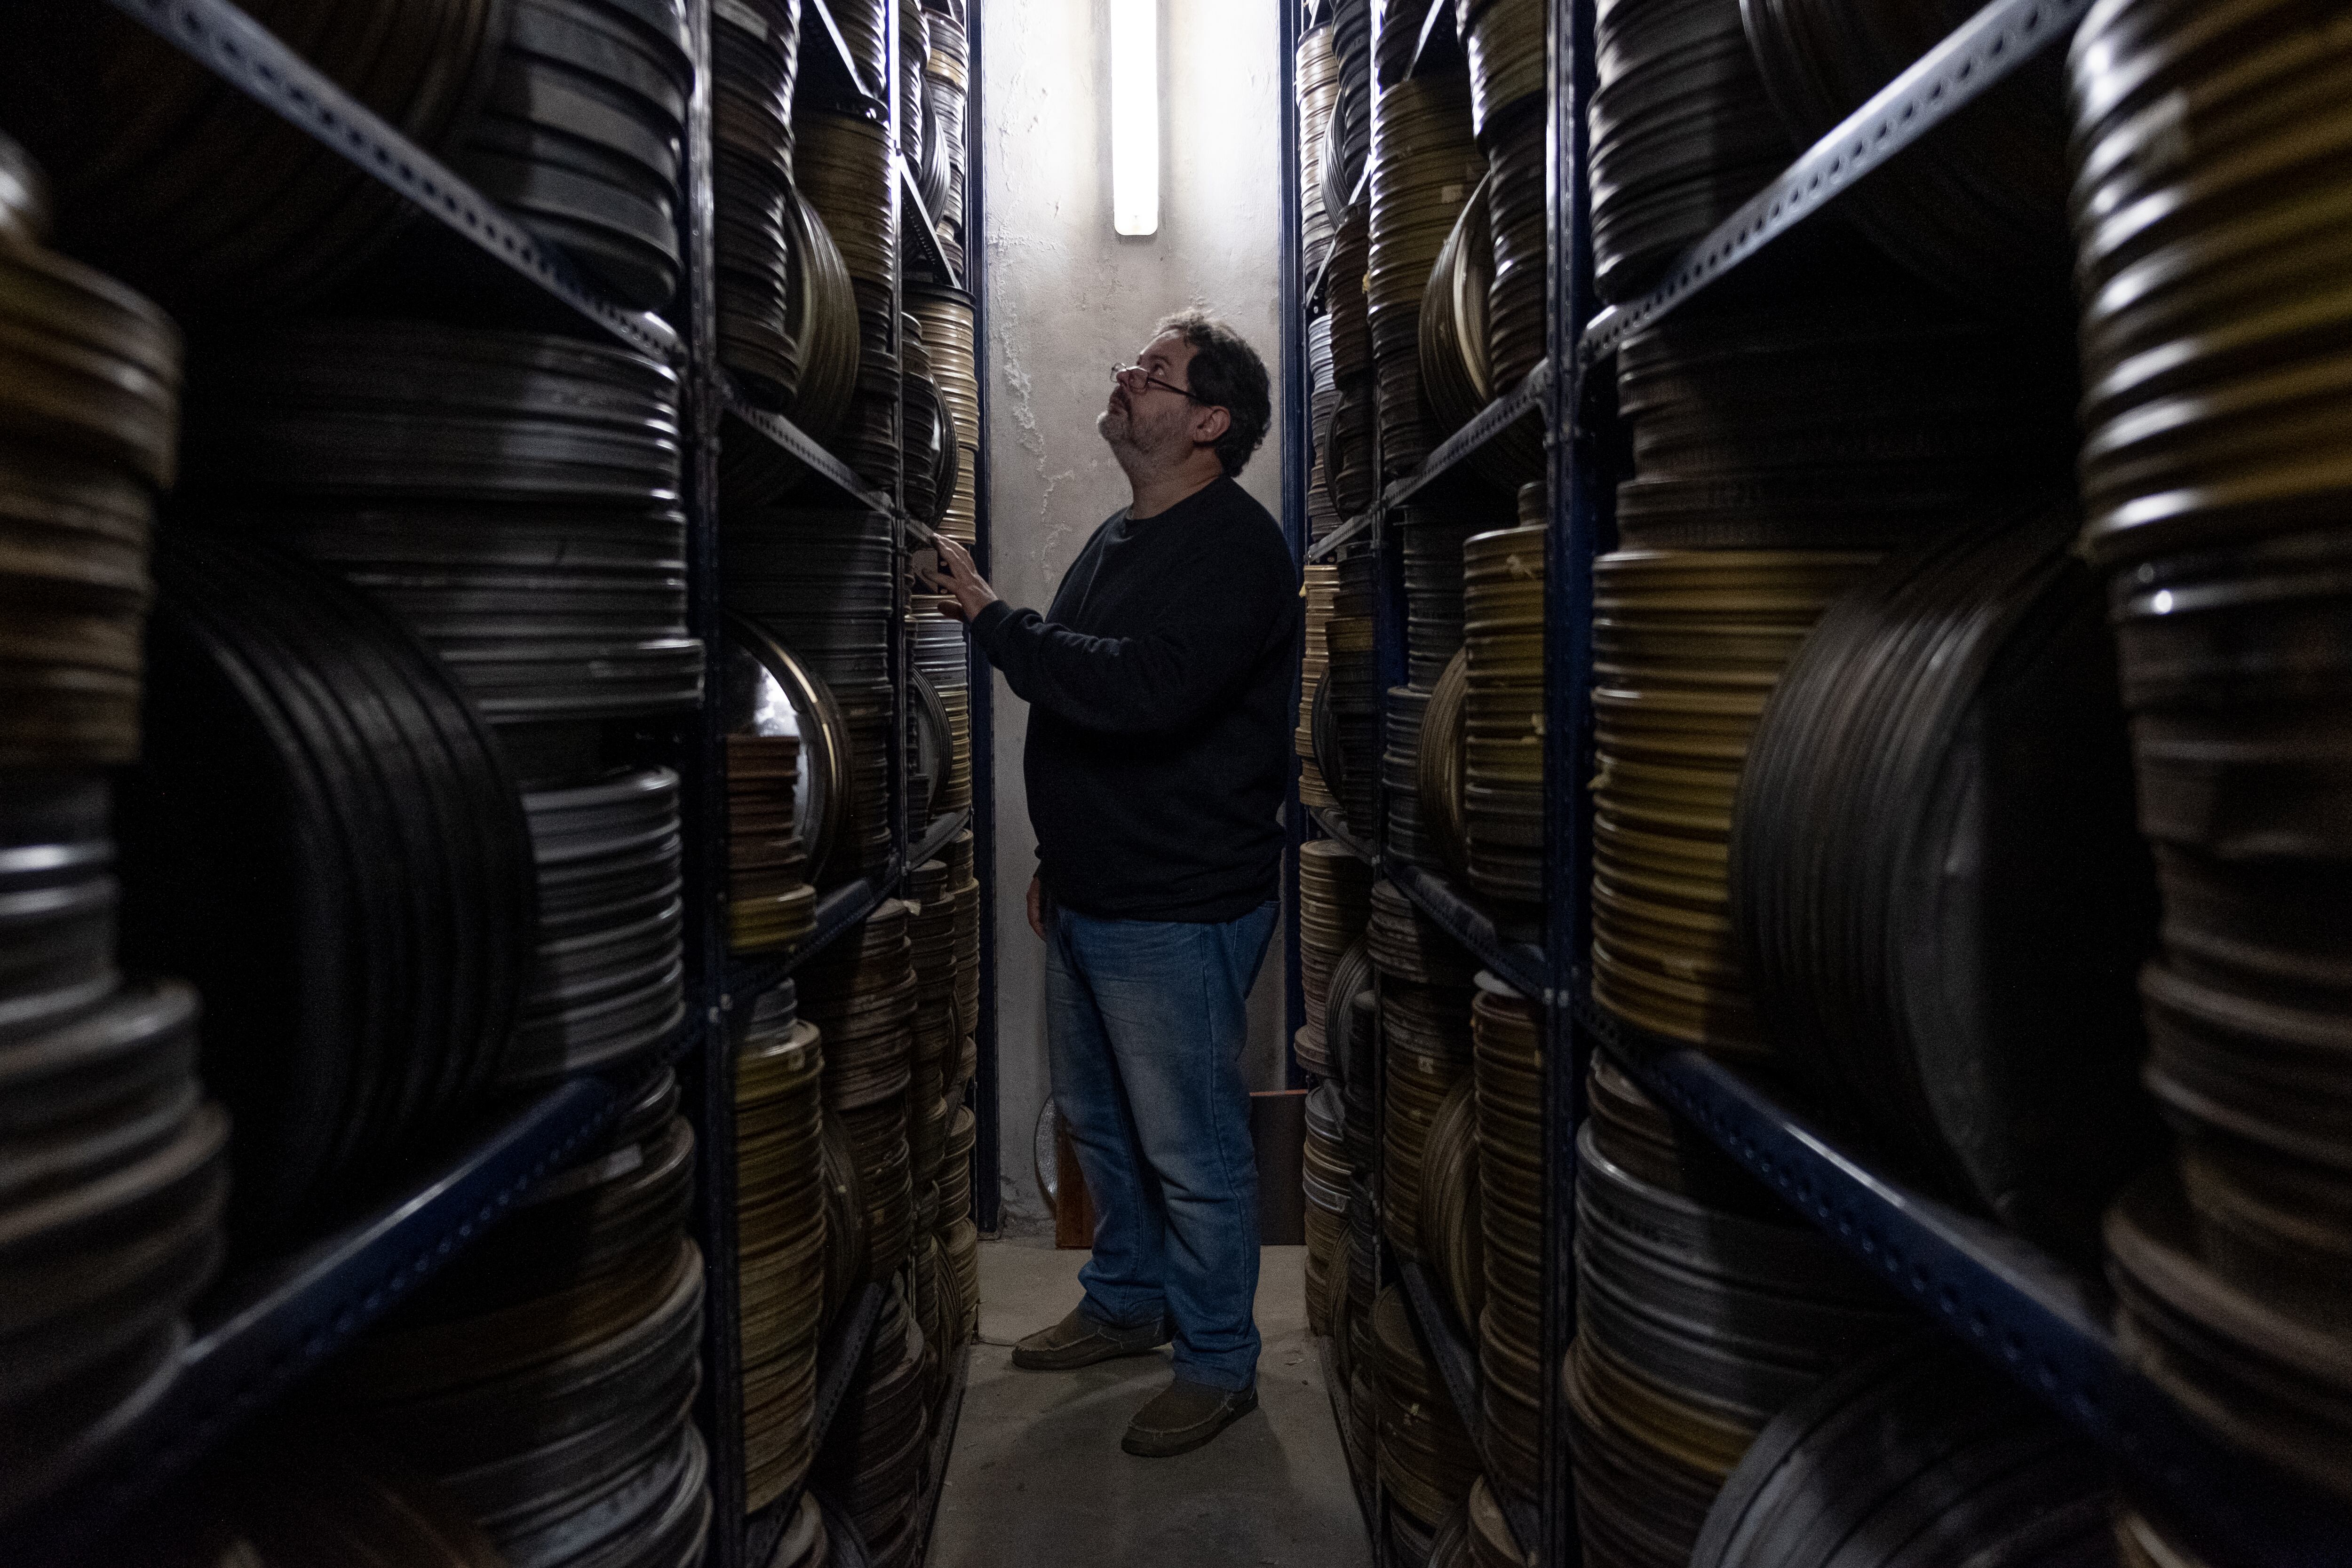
top-left (1027, 875), bottom-right (1048, 941)
top-left (919, 535), bottom-right (1001, 623)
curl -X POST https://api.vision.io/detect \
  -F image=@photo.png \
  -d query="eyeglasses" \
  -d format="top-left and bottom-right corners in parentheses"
top-left (1110, 362), bottom-right (1207, 403)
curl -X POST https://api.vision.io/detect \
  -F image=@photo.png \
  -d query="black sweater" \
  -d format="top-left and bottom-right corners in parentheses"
top-left (969, 476), bottom-right (1300, 922)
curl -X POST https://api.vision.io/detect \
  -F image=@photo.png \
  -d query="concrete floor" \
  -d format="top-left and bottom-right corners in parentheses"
top-left (927, 1243), bottom-right (1371, 1568)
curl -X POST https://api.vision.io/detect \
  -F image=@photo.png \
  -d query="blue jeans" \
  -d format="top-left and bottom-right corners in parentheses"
top-left (1046, 898), bottom-right (1279, 1393)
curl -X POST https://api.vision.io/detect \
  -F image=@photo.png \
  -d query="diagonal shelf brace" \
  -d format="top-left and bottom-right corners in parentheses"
top-left (1395, 1259), bottom-right (1540, 1556)
top-left (1406, 0), bottom-right (1459, 78)
top-left (1306, 803), bottom-right (1377, 864)
top-left (898, 156), bottom-right (963, 289)
top-left (1382, 361), bottom-right (1549, 511)
top-left (1579, 0), bottom-right (2091, 361)
top-left (721, 381), bottom-right (899, 512)
top-left (102, 0), bottom-right (678, 363)
top-left (1385, 861), bottom-right (1549, 1001)
top-left (1305, 158), bottom-right (1374, 308)
top-left (907, 808), bottom-right (971, 871)
top-left (804, 0), bottom-right (887, 107)
top-left (723, 811), bottom-right (968, 1014)
top-left (723, 855), bottom-right (903, 1010)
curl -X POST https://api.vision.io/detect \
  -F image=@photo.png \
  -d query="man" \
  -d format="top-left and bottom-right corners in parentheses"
top-left (921, 310), bottom-right (1298, 1458)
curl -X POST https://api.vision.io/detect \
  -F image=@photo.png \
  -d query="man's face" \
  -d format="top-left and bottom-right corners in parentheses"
top-left (1098, 331), bottom-right (1200, 464)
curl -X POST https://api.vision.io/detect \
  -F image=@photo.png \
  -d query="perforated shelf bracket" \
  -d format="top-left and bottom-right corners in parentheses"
top-left (904, 1344), bottom-right (974, 1565)
top-left (1317, 1335), bottom-right (1381, 1541)
top-left (101, 0), bottom-right (680, 363)
top-left (1305, 510), bottom-right (1372, 564)
top-left (1578, 0), bottom-right (2091, 363)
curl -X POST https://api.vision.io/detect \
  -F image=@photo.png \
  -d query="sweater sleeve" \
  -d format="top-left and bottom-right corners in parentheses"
top-left (969, 535), bottom-right (1295, 736)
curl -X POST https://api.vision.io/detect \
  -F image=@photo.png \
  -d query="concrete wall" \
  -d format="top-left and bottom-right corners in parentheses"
top-left (978, 0), bottom-right (1289, 1235)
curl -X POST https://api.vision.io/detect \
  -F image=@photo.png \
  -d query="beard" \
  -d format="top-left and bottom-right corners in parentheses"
top-left (1097, 390), bottom-right (1139, 452)
top-left (1098, 398), bottom-right (1178, 467)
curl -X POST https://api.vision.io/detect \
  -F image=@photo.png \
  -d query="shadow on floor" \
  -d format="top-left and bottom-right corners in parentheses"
top-left (927, 1243), bottom-right (1371, 1568)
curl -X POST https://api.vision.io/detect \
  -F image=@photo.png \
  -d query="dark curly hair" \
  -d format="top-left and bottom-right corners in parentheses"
top-left (1155, 309), bottom-right (1272, 478)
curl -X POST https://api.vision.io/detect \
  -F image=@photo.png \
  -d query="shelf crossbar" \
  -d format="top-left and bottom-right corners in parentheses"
top-left (1578, 0), bottom-right (2091, 362)
top-left (101, 0), bottom-right (678, 362)
top-left (1305, 511), bottom-right (1371, 564)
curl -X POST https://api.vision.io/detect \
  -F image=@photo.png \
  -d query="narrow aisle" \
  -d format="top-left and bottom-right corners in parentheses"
top-left (929, 1242), bottom-right (1371, 1568)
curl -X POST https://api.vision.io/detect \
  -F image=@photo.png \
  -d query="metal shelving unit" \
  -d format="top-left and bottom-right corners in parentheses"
top-left (1590, 1020), bottom-right (2352, 1566)
top-left (0, 1026), bottom-right (701, 1565)
top-left (7, 0), bottom-right (992, 1563)
top-left (1283, 0), bottom-right (2352, 1562)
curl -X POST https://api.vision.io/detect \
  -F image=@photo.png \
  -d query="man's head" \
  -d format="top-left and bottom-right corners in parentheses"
top-left (1097, 310), bottom-right (1272, 483)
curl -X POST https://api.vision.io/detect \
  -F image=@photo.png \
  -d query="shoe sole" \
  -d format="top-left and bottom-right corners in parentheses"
top-left (1120, 1391), bottom-right (1258, 1457)
top-left (1009, 1338), bottom-right (1168, 1372)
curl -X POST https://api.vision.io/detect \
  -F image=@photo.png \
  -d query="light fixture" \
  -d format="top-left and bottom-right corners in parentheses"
top-left (1110, 0), bottom-right (1158, 236)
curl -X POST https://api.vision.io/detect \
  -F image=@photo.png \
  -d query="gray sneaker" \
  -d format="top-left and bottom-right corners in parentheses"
top-left (1121, 1377), bottom-right (1257, 1457)
top-left (1010, 1306), bottom-right (1171, 1371)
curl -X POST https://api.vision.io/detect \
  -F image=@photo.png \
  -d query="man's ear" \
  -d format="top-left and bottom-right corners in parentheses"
top-left (1192, 403), bottom-right (1232, 450)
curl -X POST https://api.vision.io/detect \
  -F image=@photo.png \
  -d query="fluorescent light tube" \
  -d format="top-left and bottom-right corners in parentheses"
top-left (1110, 0), bottom-right (1158, 236)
